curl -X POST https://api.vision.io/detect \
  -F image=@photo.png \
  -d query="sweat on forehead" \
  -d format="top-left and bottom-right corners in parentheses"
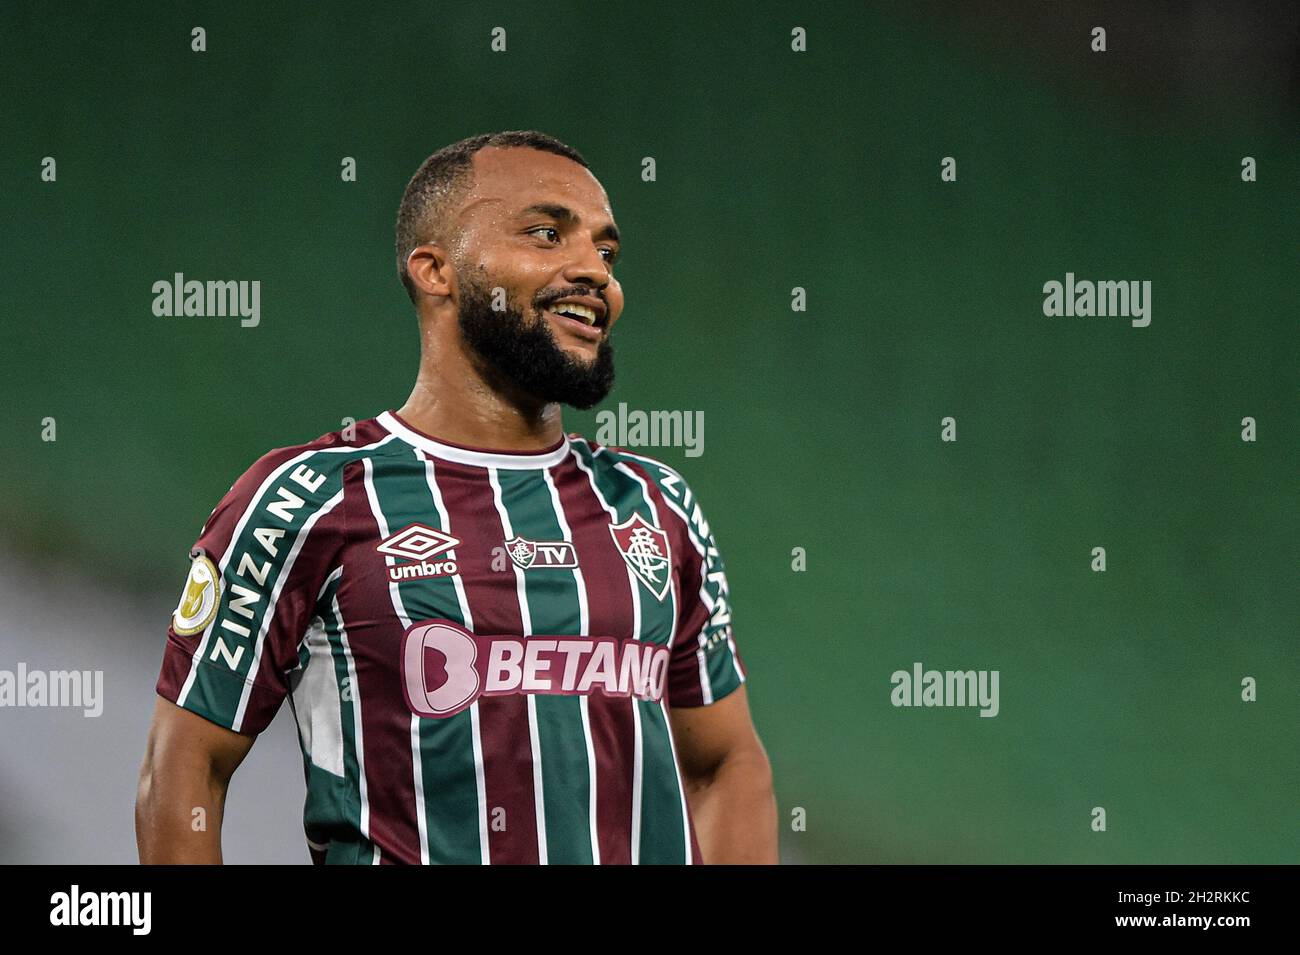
top-left (458, 152), bottom-right (609, 219)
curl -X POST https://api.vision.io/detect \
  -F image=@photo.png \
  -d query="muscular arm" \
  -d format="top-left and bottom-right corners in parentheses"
top-left (135, 695), bottom-right (255, 864)
top-left (669, 685), bottom-right (777, 864)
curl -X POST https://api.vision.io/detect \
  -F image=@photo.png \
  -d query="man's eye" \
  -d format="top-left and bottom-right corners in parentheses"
top-left (528, 227), bottom-right (617, 264)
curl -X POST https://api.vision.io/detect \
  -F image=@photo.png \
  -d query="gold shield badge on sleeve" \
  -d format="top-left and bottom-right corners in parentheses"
top-left (172, 554), bottom-right (221, 636)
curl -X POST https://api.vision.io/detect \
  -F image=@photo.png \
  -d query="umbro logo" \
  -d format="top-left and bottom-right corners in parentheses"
top-left (376, 523), bottom-right (460, 582)
top-left (504, 536), bottom-right (579, 569)
top-left (377, 523), bottom-right (458, 561)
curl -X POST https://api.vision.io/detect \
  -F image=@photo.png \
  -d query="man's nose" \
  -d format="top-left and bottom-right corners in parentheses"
top-left (563, 239), bottom-right (612, 284)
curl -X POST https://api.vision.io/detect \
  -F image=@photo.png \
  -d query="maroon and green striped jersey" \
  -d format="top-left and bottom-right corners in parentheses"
top-left (155, 410), bottom-right (745, 864)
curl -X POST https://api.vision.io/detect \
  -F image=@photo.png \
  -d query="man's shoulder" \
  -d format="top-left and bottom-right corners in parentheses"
top-left (221, 414), bottom-right (401, 498)
top-left (568, 433), bottom-right (676, 476)
top-left (191, 416), bottom-right (401, 560)
top-left (567, 435), bottom-right (702, 518)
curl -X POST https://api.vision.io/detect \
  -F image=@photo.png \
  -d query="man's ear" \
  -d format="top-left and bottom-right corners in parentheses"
top-left (405, 243), bottom-right (454, 299)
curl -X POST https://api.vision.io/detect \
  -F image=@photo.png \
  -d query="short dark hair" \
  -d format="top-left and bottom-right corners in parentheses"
top-left (394, 131), bottom-right (590, 303)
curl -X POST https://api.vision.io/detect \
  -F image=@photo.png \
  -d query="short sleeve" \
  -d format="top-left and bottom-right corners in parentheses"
top-left (652, 474), bottom-right (746, 707)
top-left (155, 446), bottom-right (347, 736)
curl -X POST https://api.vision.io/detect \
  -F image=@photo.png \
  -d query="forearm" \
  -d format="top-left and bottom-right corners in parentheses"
top-left (683, 746), bottom-right (778, 864)
top-left (135, 763), bottom-right (228, 864)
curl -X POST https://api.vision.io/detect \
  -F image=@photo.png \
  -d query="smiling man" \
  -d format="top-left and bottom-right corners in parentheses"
top-left (136, 130), bottom-right (777, 865)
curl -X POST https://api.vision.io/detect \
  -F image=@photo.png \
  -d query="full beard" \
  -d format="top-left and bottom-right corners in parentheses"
top-left (456, 271), bottom-right (615, 410)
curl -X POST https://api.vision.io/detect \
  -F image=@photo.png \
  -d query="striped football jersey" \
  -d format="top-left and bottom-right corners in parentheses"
top-left (155, 410), bottom-right (745, 864)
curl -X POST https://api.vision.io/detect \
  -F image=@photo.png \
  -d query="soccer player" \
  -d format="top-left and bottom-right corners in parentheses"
top-left (135, 131), bottom-right (777, 865)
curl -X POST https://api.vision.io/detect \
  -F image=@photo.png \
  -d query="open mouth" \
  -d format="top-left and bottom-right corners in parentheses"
top-left (548, 300), bottom-right (608, 330)
top-left (543, 300), bottom-right (608, 336)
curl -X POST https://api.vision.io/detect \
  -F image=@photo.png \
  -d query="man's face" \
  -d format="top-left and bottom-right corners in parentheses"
top-left (449, 147), bottom-right (625, 409)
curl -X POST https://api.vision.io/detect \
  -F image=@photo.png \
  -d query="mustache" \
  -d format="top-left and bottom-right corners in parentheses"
top-left (537, 287), bottom-right (607, 308)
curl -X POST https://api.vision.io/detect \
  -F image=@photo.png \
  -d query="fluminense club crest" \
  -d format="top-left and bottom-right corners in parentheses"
top-left (608, 513), bottom-right (672, 601)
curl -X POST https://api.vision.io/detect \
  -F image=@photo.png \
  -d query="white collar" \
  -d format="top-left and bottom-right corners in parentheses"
top-left (377, 410), bottom-right (571, 470)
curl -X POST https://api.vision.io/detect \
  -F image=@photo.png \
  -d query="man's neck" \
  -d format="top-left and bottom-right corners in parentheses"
top-left (396, 354), bottom-right (565, 452)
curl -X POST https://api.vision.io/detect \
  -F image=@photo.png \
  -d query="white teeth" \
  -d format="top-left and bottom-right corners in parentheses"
top-left (552, 303), bottom-right (597, 325)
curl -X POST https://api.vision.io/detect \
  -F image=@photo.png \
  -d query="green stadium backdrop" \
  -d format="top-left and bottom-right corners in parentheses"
top-left (1, 1), bottom-right (1295, 863)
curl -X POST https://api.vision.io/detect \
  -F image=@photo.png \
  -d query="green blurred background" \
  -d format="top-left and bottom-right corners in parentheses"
top-left (1, 1), bottom-right (1295, 863)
